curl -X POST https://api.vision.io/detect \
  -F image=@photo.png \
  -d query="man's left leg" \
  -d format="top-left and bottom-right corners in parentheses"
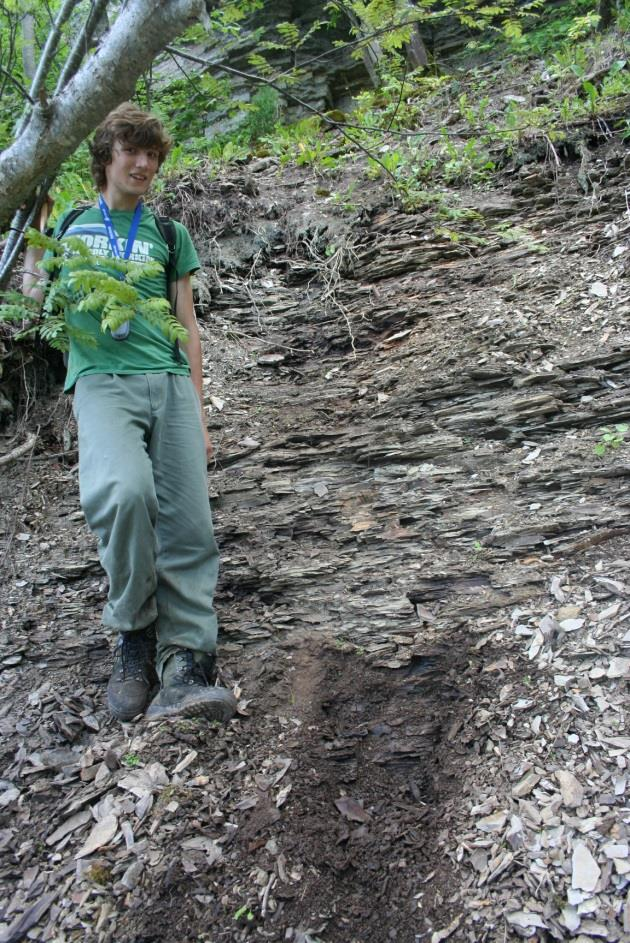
top-left (144, 374), bottom-right (236, 721)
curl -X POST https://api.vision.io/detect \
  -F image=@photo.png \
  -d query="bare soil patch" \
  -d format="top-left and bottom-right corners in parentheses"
top-left (116, 635), bottom-right (478, 943)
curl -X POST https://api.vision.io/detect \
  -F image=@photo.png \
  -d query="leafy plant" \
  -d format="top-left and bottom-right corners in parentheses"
top-left (567, 10), bottom-right (600, 40)
top-left (440, 135), bottom-right (495, 185)
top-left (233, 905), bottom-right (255, 923)
top-left (243, 86), bottom-right (280, 143)
top-left (1, 230), bottom-right (188, 352)
top-left (594, 424), bottom-right (628, 457)
top-left (122, 753), bottom-right (142, 768)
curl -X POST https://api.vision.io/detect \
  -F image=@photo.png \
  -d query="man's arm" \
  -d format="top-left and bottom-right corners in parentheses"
top-left (22, 245), bottom-right (48, 303)
top-left (170, 273), bottom-right (213, 461)
top-left (22, 198), bottom-right (53, 303)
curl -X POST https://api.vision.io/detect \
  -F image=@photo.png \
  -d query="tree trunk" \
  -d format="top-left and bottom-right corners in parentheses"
top-left (406, 24), bottom-right (429, 70)
top-left (332, 1), bottom-right (382, 88)
top-left (20, 9), bottom-right (37, 82)
top-left (598, 0), bottom-right (615, 30)
top-left (0, 0), bottom-right (204, 232)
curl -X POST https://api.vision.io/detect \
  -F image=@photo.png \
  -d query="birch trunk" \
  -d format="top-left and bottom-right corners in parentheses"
top-left (0, 0), bottom-right (204, 231)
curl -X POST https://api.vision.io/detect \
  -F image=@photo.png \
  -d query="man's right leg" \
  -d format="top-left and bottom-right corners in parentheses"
top-left (73, 375), bottom-right (159, 719)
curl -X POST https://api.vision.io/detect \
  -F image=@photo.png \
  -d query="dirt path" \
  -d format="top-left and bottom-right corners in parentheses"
top-left (1, 123), bottom-right (629, 942)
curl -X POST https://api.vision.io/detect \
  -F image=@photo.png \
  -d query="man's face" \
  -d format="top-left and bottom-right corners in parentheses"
top-left (104, 139), bottom-right (160, 200)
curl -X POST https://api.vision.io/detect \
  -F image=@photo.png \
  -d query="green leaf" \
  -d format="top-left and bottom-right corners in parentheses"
top-left (0, 304), bottom-right (33, 322)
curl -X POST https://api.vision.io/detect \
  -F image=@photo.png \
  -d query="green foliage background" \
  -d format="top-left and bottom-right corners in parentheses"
top-left (0, 0), bottom-right (628, 346)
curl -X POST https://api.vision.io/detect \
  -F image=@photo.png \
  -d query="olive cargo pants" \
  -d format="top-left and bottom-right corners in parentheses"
top-left (73, 373), bottom-right (219, 674)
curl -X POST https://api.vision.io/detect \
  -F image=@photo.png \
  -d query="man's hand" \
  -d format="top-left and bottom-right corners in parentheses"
top-left (22, 194), bottom-right (54, 302)
top-left (35, 194), bottom-right (54, 232)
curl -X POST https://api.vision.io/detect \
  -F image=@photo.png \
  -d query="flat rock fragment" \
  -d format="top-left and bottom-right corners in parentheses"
top-left (430, 915), bottom-right (461, 942)
top-left (512, 771), bottom-right (540, 798)
top-left (507, 911), bottom-right (548, 930)
top-left (556, 770), bottom-right (584, 808)
top-left (560, 905), bottom-right (581, 932)
top-left (572, 843), bottom-right (601, 892)
top-left (607, 657), bottom-right (630, 679)
top-left (75, 814), bottom-right (118, 859)
top-left (476, 811), bottom-right (507, 833)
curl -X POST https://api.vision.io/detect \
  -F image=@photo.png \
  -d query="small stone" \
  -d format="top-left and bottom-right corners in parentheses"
top-left (507, 911), bottom-right (548, 930)
top-left (560, 906), bottom-right (581, 932)
top-left (572, 843), bottom-right (601, 892)
top-left (469, 849), bottom-right (488, 872)
top-left (590, 281), bottom-right (608, 298)
top-left (506, 815), bottom-right (524, 849)
top-left (557, 605), bottom-right (582, 620)
top-left (556, 770), bottom-right (584, 808)
top-left (559, 618), bottom-right (585, 632)
top-left (476, 811), bottom-right (507, 833)
top-left (607, 657), bottom-right (630, 679)
top-left (512, 772), bottom-right (540, 798)
top-left (579, 920), bottom-right (609, 938)
top-left (602, 842), bottom-right (628, 859)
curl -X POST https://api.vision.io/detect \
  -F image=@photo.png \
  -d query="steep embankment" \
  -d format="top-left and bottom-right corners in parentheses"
top-left (1, 76), bottom-right (629, 943)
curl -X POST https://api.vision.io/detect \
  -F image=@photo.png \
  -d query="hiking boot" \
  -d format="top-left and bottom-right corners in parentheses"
top-left (107, 628), bottom-right (156, 721)
top-left (145, 649), bottom-right (237, 722)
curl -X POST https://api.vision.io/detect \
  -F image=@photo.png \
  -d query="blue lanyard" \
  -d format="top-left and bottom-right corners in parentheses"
top-left (98, 195), bottom-right (143, 260)
top-left (97, 196), bottom-right (143, 339)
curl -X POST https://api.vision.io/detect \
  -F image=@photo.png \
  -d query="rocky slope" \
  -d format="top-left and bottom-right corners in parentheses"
top-left (1, 74), bottom-right (629, 943)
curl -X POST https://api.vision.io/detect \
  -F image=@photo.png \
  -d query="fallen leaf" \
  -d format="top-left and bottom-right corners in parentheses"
top-left (334, 797), bottom-right (371, 823)
top-left (431, 915), bottom-right (461, 942)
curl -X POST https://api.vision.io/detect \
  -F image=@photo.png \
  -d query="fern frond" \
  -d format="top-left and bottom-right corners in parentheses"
top-left (0, 304), bottom-right (34, 322)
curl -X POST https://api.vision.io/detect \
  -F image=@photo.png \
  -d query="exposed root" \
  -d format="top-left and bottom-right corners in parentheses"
top-left (0, 431), bottom-right (37, 466)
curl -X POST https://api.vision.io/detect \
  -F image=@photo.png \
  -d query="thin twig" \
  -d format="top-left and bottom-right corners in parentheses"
top-left (0, 65), bottom-right (34, 103)
top-left (385, 57), bottom-right (409, 133)
top-left (0, 174), bottom-right (56, 291)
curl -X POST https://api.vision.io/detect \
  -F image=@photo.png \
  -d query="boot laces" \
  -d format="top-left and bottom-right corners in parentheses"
top-left (118, 632), bottom-right (149, 680)
top-left (172, 650), bottom-right (209, 687)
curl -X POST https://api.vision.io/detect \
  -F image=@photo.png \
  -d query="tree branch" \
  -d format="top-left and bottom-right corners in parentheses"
top-left (0, 0), bottom-right (205, 236)
top-left (16, 0), bottom-right (80, 136)
top-left (0, 65), bottom-right (34, 103)
top-left (0, 432), bottom-right (37, 467)
top-left (54, 0), bottom-right (110, 93)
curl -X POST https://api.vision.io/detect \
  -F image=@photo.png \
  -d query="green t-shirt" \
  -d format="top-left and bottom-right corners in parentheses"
top-left (52, 205), bottom-right (200, 392)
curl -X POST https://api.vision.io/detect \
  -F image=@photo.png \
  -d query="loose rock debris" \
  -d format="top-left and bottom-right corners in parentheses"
top-left (1, 119), bottom-right (630, 942)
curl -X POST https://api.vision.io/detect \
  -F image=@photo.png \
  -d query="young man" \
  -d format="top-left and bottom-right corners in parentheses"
top-left (23, 103), bottom-right (236, 724)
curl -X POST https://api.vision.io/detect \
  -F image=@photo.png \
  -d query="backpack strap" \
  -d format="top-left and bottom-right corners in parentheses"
top-left (46, 206), bottom-right (91, 283)
top-left (152, 214), bottom-right (177, 288)
top-left (151, 213), bottom-right (183, 363)
top-left (49, 205), bottom-right (92, 240)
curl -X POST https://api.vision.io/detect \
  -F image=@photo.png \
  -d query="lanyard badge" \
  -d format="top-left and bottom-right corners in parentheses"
top-left (98, 196), bottom-right (143, 340)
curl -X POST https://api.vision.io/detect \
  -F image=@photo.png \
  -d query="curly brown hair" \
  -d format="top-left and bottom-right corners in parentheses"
top-left (89, 102), bottom-right (172, 189)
